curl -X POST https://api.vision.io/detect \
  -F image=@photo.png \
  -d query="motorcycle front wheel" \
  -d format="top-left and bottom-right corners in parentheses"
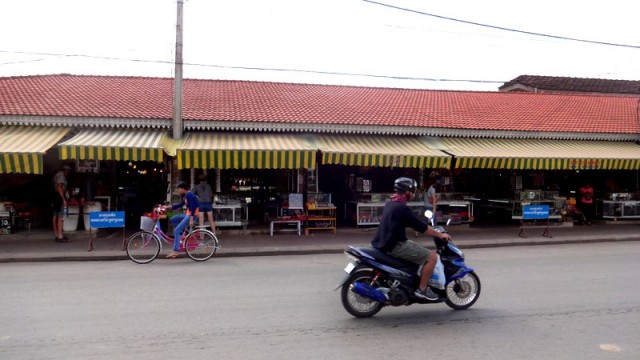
top-left (445, 271), bottom-right (481, 310)
top-left (341, 269), bottom-right (384, 318)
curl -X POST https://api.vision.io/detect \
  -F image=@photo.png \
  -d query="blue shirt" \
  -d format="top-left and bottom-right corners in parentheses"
top-left (171, 191), bottom-right (200, 217)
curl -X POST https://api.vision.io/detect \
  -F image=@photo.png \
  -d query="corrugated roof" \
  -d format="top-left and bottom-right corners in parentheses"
top-left (1, 74), bottom-right (639, 135)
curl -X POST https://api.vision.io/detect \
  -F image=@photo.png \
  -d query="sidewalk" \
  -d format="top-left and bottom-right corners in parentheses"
top-left (1, 222), bottom-right (639, 263)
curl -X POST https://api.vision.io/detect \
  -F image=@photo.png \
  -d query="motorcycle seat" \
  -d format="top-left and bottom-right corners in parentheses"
top-left (358, 247), bottom-right (419, 272)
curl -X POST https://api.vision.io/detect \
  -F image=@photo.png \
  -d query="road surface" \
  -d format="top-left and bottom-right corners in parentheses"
top-left (1, 242), bottom-right (638, 359)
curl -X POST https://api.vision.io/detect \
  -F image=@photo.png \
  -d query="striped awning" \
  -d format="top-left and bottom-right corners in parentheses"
top-left (435, 138), bottom-right (640, 170)
top-left (0, 126), bottom-right (70, 174)
top-left (177, 132), bottom-right (316, 169)
top-left (58, 129), bottom-right (169, 162)
top-left (314, 135), bottom-right (450, 168)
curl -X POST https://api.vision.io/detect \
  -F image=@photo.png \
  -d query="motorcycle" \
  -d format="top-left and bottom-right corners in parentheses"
top-left (336, 211), bottom-right (481, 318)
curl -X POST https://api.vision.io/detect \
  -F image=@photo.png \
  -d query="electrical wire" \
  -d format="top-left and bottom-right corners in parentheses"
top-left (0, 50), bottom-right (505, 84)
top-left (3, 1), bottom-right (638, 85)
top-left (363, 0), bottom-right (640, 49)
top-left (0, 58), bottom-right (45, 66)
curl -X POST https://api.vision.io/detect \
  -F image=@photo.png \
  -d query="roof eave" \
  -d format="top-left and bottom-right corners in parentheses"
top-left (184, 120), bottom-right (639, 141)
top-left (0, 115), bottom-right (171, 129)
top-left (2, 115), bottom-right (637, 142)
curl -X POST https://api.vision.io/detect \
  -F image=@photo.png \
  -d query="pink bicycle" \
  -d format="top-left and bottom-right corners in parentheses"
top-left (126, 205), bottom-right (219, 264)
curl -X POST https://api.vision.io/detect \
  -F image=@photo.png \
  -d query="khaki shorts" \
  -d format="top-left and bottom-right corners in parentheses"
top-left (389, 240), bottom-right (431, 265)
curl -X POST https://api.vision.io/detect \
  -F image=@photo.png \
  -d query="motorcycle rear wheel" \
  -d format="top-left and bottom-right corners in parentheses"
top-left (445, 271), bottom-right (481, 310)
top-left (341, 270), bottom-right (384, 318)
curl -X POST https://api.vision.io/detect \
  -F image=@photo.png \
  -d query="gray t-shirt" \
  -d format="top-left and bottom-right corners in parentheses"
top-left (192, 182), bottom-right (213, 203)
top-left (424, 185), bottom-right (436, 207)
top-left (52, 171), bottom-right (69, 200)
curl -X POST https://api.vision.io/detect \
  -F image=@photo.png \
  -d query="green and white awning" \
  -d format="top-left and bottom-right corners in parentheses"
top-left (0, 126), bottom-right (70, 174)
top-left (315, 135), bottom-right (450, 168)
top-left (58, 129), bottom-right (169, 162)
top-left (177, 132), bottom-right (316, 169)
top-left (434, 138), bottom-right (640, 170)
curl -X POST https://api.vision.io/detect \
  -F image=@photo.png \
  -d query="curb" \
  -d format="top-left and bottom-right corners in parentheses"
top-left (1, 236), bottom-right (638, 263)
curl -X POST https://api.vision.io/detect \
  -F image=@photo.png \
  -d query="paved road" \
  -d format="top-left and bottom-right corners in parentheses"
top-left (1, 243), bottom-right (638, 360)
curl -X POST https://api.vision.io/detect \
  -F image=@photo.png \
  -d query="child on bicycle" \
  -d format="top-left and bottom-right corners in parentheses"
top-left (164, 181), bottom-right (200, 258)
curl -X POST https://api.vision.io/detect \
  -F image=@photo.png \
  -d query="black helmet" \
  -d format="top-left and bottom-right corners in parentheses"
top-left (176, 181), bottom-right (189, 190)
top-left (394, 177), bottom-right (417, 193)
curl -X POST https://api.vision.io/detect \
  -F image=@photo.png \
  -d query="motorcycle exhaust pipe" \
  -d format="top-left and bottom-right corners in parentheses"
top-left (350, 282), bottom-right (386, 302)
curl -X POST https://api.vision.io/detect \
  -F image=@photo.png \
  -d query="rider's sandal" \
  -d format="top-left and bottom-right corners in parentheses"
top-left (165, 252), bottom-right (180, 259)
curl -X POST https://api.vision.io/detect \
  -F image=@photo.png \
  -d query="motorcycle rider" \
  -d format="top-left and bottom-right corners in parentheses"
top-left (371, 177), bottom-right (451, 300)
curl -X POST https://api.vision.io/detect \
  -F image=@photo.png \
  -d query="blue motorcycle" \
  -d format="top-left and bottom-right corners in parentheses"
top-left (337, 213), bottom-right (481, 318)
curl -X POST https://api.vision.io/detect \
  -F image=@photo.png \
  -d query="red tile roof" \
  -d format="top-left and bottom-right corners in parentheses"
top-left (0, 74), bottom-right (639, 134)
top-left (500, 75), bottom-right (640, 95)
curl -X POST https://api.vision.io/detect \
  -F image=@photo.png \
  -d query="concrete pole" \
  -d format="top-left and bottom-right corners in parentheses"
top-left (168, 0), bottom-right (184, 198)
top-left (172, 0), bottom-right (184, 140)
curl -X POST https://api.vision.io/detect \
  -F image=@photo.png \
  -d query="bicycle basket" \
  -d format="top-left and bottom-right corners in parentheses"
top-left (140, 216), bottom-right (156, 232)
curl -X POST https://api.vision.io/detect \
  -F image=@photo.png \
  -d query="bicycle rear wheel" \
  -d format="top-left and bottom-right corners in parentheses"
top-left (126, 231), bottom-right (161, 264)
top-left (184, 229), bottom-right (218, 261)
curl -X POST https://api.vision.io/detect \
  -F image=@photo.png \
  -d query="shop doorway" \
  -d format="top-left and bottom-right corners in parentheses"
top-left (115, 161), bottom-right (168, 229)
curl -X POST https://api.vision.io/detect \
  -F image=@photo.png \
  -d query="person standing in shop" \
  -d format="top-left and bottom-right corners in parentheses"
top-left (578, 182), bottom-right (595, 225)
top-left (52, 165), bottom-right (71, 242)
top-left (424, 177), bottom-right (438, 225)
top-left (193, 173), bottom-right (217, 234)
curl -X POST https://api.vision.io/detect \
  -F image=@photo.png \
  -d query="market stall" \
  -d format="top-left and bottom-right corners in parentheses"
top-left (601, 192), bottom-right (640, 220)
top-left (214, 203), bottom-right (249, 229)
top-left (349, 192), bottom-right (475, 226)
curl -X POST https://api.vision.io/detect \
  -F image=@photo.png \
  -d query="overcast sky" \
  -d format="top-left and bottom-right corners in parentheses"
top-left (2, 0), bottom-right (639, 91)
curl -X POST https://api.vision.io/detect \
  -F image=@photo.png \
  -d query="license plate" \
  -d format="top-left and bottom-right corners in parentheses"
top-left (344, 262), bottom-right (356, 274)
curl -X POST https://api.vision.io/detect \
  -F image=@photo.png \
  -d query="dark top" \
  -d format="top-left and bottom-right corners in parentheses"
top-left (170, 191), bottom-right (200, 218)
top-left (371, 201), bottom-right (429, 253)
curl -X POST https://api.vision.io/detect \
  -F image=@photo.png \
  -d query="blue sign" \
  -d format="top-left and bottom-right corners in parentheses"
top-left (89, 211), bottom-right (125, 228)
top-left (522, 205), bottom-right (549, 220)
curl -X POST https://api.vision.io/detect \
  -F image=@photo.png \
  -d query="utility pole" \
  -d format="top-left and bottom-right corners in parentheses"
top-left (172, 0), bottom-right (184, 140)
top-left (168, 0), bottom-right (185, 203)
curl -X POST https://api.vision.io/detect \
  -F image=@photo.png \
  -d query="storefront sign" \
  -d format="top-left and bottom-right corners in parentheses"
top-left (89, 211), bottom-right (125, 228)
top-left (522, 205), bottom-right (549, 220)
top-left (570, 159), bottom-right (601, 170)
top-left (76, 159), bottom-right (100, 173)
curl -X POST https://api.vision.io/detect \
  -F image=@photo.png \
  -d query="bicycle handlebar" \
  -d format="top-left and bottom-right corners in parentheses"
top-left (150, 204), bottom-right (168, 218)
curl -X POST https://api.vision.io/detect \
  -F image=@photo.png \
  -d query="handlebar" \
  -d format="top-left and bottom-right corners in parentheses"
top-left (149, 204), bottom-right (168, 218)
top-left (433, 237), bottom-right (449, 249)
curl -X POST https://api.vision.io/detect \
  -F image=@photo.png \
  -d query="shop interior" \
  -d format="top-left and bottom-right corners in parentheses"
top-left (3, 156), bottom-right (640, 234)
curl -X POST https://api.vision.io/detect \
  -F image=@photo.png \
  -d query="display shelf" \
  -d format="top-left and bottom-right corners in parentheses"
top-left (354, 201), bottom-right (474, 226)
top-left (354, 202), bottom-right (386, 226)
top-left (305, 207), bottom-right (336, 235)
top-left (429, 201), bottom-right (474, 224)
top-left (601, 200), bottom-right (640, 220)
top-left (307, 169), bottom-right (318, 193)
top-left (213, 204), bottom-right (249, 229)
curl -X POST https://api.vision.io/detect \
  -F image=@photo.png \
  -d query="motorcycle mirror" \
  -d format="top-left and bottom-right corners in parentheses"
top-left (424, 210), bottom-right (433, 219)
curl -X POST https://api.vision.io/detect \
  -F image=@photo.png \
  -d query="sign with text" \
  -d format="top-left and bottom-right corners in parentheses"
top-left (89, 211), bottom-right (125, 228)
top-left (522, 205), bottom-right (549, 220)
top-left (76, 159), bottom-right (100, 173)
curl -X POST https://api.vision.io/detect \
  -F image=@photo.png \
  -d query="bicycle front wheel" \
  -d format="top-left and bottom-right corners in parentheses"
top-left (184, 229), bottom-right (218, 261)
top-left (126, 231), bottom-right (161, 264)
